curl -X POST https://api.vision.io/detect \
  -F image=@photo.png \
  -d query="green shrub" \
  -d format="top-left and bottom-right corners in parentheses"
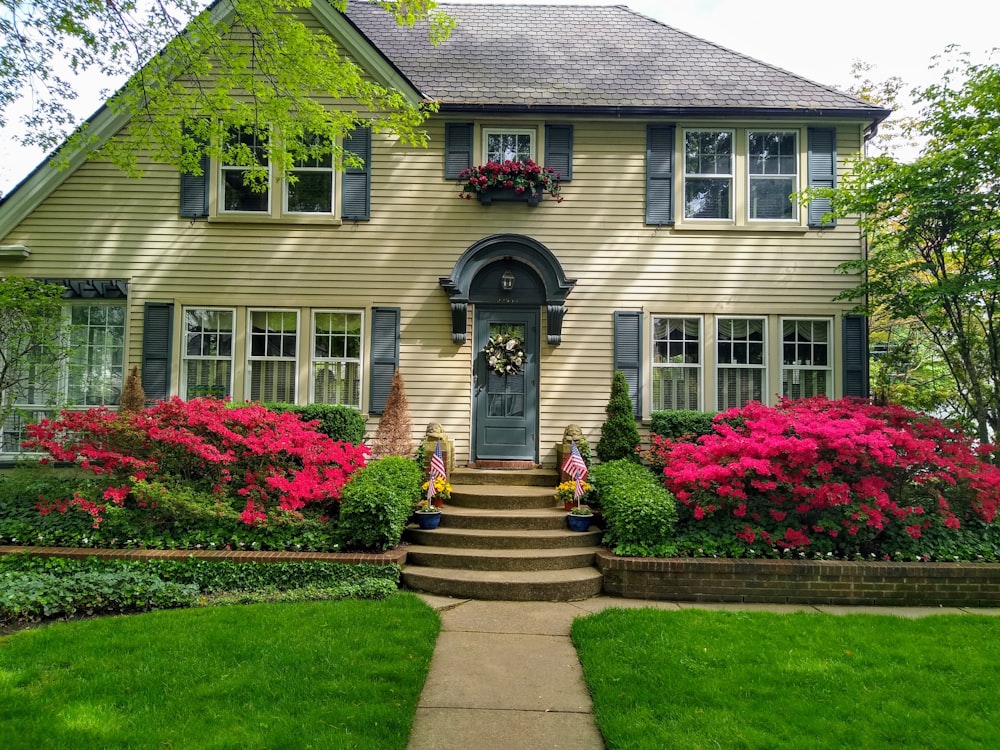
top-left (597, 371), bottom-right (641, 462)
top-left (649, 410), bottom-right (716, 440)
top-left (264, 402), bottom-right (367, 443)
top-left (591, 459), bottom-right (678, 557)
top-left (338, 457), bottom-right (422, 552)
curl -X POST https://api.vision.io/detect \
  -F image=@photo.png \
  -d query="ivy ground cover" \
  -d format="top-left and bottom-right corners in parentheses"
top-left (649, 398), bottom-right (1000, 560)
top-left (0, 594), bottom-right (439, 750)
top-left (573, 608), bottom-right (1000, 750)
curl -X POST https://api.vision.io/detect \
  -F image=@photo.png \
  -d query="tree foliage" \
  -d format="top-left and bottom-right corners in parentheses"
top-left (815, 52), bottom-right (1000, 448)
top-left (0, 277), bottom-right (69, 430)
top-left (1, 0), bottom-right (453, 181)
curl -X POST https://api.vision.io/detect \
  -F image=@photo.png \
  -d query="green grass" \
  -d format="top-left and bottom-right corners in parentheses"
top-left (572, 609), bottom-right (1000, 750)
top-left (0, 593), bottom-right (439, 749)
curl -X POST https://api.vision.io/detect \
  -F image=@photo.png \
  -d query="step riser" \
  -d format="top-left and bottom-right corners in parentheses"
top-left (442, 514), bottom-right (569, 531)
top-left (449, 493), bottom-right (557, 510)
top-left (406, 550), bottom-right (597, 571)
top-left (407, 528), bottom-right (602, 549)
top-left (451, 469), bottom-right (559, 487)
top-left (401, 571), bottom-right (603, 601)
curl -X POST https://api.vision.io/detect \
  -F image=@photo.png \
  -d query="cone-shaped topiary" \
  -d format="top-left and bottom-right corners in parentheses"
top-left (371, 369), bottom-right (414, 458)
top-left (119, 365), bottom-right (146, 414)
top-left (597, 370), bottom-right (641, 462)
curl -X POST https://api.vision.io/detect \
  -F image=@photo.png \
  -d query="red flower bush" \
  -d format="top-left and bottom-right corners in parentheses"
top-left (648, 398), bottom-right (1000, 556)
top-left (23, 398), bottom-right (368, 528)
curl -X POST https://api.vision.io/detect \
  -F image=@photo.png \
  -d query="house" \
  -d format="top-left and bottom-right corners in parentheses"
top-left (0, 1), bottom-right (889, 464)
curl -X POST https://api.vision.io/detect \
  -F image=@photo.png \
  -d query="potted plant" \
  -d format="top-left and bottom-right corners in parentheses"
top-left (420, 476), bottom-right (452, 508)
top-left (554, 480), bottom-right (592, 512)
top-left (414, 499), bottom-right (443, 530)
top-left (458, 159), bottom-right (564, 205)
top-left (566, 504), bottom-right (594, 532)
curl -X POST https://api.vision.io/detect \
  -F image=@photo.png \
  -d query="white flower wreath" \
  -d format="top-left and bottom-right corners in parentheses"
top-left (482, 332), bottom-right (526, 376)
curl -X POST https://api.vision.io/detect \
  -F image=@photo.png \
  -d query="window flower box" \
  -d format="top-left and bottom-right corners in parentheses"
top-left (459, 159), bottom-right (563, 205)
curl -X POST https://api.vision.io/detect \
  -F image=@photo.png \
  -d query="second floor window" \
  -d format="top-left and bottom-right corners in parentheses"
top-left (749, 131), bottom-right (798, 221)
top-left (684, 130), bottom-right (733, 220)
top-left (485, 129), bottom-right (534, 162)
top-left (221, 127), bottom-right (270, 213)
top-left (286, 133), bottom-right (335, 214)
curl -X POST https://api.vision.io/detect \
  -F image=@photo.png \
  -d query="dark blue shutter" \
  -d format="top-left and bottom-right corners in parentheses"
top-left (808, 127), bottom-right (837, 227)
top-left (646, 125), bottom-right (675, 225)
top-left (342, 126), bottom-right (371, 220)
top-left (369, 307), bottom-right (400, 414)
top-left (141, 302), bottom-right (174, 403)
top-left (179, 152), bottom-right (210, 218)
top-left (842, 314), bottom-right (868, 398)
top-left (444, 123), bottom-right (473, 179)
top-left (544, 124), bottom-right (573, 181)
top-left (614, 310), bottom-right (642, 417)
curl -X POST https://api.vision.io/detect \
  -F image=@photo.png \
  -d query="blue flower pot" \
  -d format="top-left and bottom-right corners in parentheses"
top-left (566, 513), bottom-right (593, 532)
top-left (416, 512), bottom-right (442, 530)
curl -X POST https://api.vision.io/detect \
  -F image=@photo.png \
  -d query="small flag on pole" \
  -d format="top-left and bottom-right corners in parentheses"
top-left (561, 440), bottom-right (589, 501)
top-left (427, 440), bottom-right (446, 500)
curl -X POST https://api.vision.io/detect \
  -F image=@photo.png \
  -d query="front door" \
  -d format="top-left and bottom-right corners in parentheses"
top-left (473, 307), bottom-right (539, 461)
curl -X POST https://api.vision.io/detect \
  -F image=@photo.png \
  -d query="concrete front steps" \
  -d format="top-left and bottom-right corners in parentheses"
top-left (401, 468), bottom-right (603, 601)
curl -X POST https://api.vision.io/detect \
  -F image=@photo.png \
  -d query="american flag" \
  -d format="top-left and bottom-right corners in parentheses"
top-left (427, 440), bottom-right (446, 500)
top-left (561, 440), bottom-right (588, 501)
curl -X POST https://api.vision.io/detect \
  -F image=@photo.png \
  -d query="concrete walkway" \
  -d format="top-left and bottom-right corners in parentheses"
top-left (407, 595), bottom-right (1000, 750)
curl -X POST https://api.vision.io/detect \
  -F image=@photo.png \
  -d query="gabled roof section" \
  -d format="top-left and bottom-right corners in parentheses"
top-left (0, 0), bottom-right (423, 237)
top-left (344, 1), bottom-right (888, 121)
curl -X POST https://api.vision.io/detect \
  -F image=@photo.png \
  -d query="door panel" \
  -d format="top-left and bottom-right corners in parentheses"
top-left (474, 308), bottom-right (539, 460)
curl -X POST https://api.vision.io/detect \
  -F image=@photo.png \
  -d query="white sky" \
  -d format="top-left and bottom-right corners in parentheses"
top-left (1, 0), bottom-right (997, 194)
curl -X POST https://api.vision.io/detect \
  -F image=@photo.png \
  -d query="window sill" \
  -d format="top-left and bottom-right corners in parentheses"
top-left (207, 214), bottom-right (343, 227)
top-left (669, 221), bottom-right (810, 234)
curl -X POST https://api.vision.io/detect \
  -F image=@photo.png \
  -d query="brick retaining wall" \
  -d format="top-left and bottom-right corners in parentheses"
top-left (596, 550), bottom-right (1000, 607)
top-left (0, 545), bottom-right (406, 566)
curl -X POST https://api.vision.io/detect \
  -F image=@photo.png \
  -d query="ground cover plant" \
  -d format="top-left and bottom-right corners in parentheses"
top-left (0, 554), bottom-right (400, 628)
top-left (0, 594), bottom-right (439, 750)
top-left (8, 398), bottom-right (376, 551)
top-left (648, 397), bottom-right (1000, 560)
top-left (573, 608), bottom-right (1000, 750)
top-left (591, 459), bottom-right (677, 557)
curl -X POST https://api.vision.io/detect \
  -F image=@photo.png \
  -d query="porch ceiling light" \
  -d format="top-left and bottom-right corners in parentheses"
top-left (501, 269), bottom-right (515, 291)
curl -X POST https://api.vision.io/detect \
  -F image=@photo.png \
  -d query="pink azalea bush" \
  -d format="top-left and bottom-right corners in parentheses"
top-left (23, 398), bottom-right (368, 529)
top-left (648, 398), bottom-right (1000, 558)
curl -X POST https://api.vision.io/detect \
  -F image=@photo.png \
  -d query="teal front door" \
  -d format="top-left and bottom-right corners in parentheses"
top-left (473, 307), bottom-right (539, 461)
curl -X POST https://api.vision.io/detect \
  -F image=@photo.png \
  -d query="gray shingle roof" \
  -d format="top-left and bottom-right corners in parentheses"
top-left (345, 2), bottom-right (887, 121)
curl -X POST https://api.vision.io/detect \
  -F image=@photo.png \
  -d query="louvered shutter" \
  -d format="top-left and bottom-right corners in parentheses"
top-left (614, 310), bottom-right (643, 417)
top-left (444, 123), bottom-right (473, 180)
top-left (842, 314), bottom-right (868, 398)
top-left (141, 302), bottom-right (174, 403)
top-left (179, 152), bottom-right (210, 218)
top-left (342, 126), bottom-right (371, 220)
top-left (544, 124), bottom-right (573, 181)
top-left (808, 128), bottom-right (837, 228)
top-left (646, 125), bottom-right (675, 225)
top-left (369, 307), bottom-right (400, 414)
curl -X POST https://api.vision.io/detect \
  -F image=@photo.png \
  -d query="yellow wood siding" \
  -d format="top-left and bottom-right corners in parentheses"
top-left (0, 119), bottom-right (868, 464)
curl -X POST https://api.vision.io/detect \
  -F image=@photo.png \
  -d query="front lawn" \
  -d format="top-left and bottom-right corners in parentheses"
top-left (0, 594), bottom-right (439, 749)
top-left (573, 608), bottom-right (1000, 749)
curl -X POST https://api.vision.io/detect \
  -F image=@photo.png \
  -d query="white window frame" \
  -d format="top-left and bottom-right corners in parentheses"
top-left (283, 132), bottom-right (336, 216)
top-left (747, 130), bottom-right (799, 222)
top-left (652, 315), bottom-right (703, 411)
top-left (246, 309), bottom-right (300, 404)
top-left (483, 127), bottom-right (536, 163)
top-left (310, 309), bottom-right (363, 409)
top-left (181, 307), bottom-right (236, 400)
top-left (780, 317), bottom-right (833, 399)
top-left (716, 316), bottom-right (768, 410)
top-left (219, 126), bottom-right (272, 215)
top-left (682, 129), bottom-right (734, 221)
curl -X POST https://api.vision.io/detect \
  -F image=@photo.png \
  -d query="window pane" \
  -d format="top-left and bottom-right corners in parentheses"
top-left (749, 177), bottom-right (795, 219)
top-left (223, 171), bottom-right (268, 212)
top-left (486, 132), bottom-right (533, 162)
top-left (685, 178), bottom-right (730, 219)
top-left (287, 172), bottom-right (333, 213)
